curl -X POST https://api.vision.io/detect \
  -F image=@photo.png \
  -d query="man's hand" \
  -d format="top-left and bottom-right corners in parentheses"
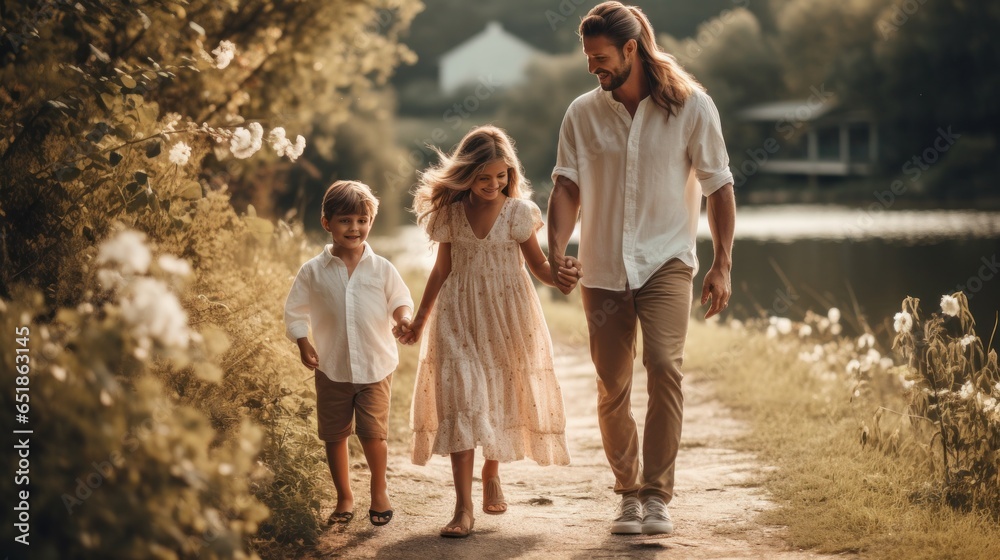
top-left (551, 254), bottom-right (582, 295)
top-left (700, 263), bottom-right (732, 319)
top-left (296, 337), bottom-right (319, 369)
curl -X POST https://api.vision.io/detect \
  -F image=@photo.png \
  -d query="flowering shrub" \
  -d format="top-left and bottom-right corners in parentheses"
top-left (0, 234), bottom-right (268, 558)
top-left (890, 293), bottom-right (1000, 514)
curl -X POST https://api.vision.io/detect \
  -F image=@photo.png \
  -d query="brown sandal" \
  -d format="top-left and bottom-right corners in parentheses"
top-left (483, 476), bottom-right (508, 515)
top-left (440, 508), bottom-right (475, 538)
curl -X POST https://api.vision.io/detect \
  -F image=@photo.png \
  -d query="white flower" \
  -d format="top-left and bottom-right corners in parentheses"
top-left (899, 375), bottom-right (915, 390)
top-left (866, 348), bottom-right (882, 363)
top-left (857, 333), bottom-right (876, 349)
top-left (776, 318), bottom-right (793, 335)
top-left (162, 112), bottom-right (183, 132)
top-left (120, 278), bottom-right (190, 350)
top-left (212, 40), bottom-right (237, 69)
top-left (983, 397), bottom-right (998, 413)
top-left (230, 122), bottom-right (263, 159)
top-left (958, 381), bottom-right (974, 400)
top-left (286, 135), bottom-right (306, 161)
top-left (798, 324), bottom-right (812, 338)
top-left (830, 323), bottom-right (842, 336)
top-left (97, 269), bottom-right (126, 291)
top-left (728, 319), bottom-right (744, 331)
top-left (96, 231), bottom-right (151, 290)
top-left (168, 142), bottom-right (191, 166)
top-left (828, 307), bottom-right (841, 323)
top-left (959, 334), bottom-right (976, 348)
top-left (940, 294), bottom-right (960, 317)
top-left (268, 127), bottom-right (306, 161)
top-left (766, 325), bottom-right (778, 339)
top-left (268, 127), bottom-right (287, 153)
top-left (51, 366), bottom-right (67, 382)
top-left (893, 311), bottom-right (913, 334)
top-left (879, 357), bottom-right (894, 370)
top-left (157, 255), bottom-right (192, 278)
top-left (846, 359), bottom-right (861, 375)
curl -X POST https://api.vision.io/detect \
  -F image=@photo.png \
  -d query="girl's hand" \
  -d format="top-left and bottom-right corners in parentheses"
top-left (557, 256), bottom-right (582, 292)
top-left (393, 316), bottom-right (413, 340)
top-left (398, 317), bottom-right (424, 345)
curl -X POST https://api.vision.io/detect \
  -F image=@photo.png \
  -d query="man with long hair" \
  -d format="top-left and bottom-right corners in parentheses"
top-left (547, 1), bottom-right (736, 536)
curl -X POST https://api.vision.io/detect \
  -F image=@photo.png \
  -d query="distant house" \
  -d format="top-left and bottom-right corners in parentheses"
top-left (736, 97), bottom-right (878, 186)
top-left (439, 21), bottom-right (543, 94)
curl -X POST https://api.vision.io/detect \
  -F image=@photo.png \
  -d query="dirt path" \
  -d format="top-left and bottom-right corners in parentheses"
top-left (310, 346), bottom-right (840, 559)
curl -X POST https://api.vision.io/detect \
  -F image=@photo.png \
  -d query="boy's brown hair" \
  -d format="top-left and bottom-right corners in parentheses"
top-left (321, 180), bottom-right (379, 220)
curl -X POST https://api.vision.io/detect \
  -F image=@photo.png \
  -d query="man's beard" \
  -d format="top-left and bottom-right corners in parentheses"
top-left (600, 57), bottom-right (632, 91)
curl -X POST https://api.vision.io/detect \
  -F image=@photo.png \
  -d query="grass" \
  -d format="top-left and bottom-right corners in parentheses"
top-left (373, 250), bottom-right (1000, 559)
top-left (684, 319), bottom-right (1000, 560)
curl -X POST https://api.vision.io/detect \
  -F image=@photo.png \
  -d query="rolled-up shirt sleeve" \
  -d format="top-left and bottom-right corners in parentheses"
top-left (283, 267), bottom-right (312, 341)
top-left (687, 93), bottom-right (734, 196)
top-left (383, 263), bottom-right (414, 321)
top-left (552, 110), bottom-right (580, 186)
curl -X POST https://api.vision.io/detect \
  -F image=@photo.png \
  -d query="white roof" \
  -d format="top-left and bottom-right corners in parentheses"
top-left (439, 22), bottom-right (542, 94)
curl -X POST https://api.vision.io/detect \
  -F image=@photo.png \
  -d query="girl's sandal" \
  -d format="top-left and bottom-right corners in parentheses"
top-left (326, 510), bottom-right (354, 525)
top-left (483, 476), bottom-right (508, 515)
top-left (439, 508), bottom-right (475, 538)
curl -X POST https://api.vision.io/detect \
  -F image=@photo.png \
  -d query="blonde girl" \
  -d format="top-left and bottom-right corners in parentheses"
top-left (400, 125), bottom-right (579, 537)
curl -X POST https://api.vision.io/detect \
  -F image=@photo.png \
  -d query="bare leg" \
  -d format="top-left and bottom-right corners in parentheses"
top-left (441, 449), bottom-right (475, 535)
top-left (360, 437), bottom-right (391, 523)
top-left (325, 439), bottom-right (354, 513)
top-left (482, 459), bottom-right (507, 513)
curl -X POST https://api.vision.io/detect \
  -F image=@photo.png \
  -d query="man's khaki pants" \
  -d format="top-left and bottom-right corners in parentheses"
top-left (581, 258), bottom-right (692, 503)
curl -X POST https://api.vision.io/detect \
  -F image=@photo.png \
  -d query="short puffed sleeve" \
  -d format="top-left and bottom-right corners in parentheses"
top-left (510, 198), bottom-right (543, 243)
top-left (426, 204), bottom-right (453, 243)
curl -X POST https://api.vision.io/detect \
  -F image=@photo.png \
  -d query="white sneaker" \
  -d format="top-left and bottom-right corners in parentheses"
top-left (610, 496), bottom-right (642, 534)
top-left (641, 497), bottom-right (674, 535)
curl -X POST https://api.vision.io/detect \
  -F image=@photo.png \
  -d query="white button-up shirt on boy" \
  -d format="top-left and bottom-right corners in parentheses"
top-left (552, 87), bottom-right (734, 291)
top-left (284, 243), bottom-right (413, 384)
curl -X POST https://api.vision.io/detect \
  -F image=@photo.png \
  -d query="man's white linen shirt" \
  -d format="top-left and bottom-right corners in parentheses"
top-left (552, 87), bottom-right (733, 290)
top-left (284, 243), bottom-right (413, 384)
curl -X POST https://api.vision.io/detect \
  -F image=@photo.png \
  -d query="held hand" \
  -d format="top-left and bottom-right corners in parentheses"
top-left (397, 317), bottom-right (423, 345)
top-left (552, 254), bottom-right (582, 295)
top-left (392, 317), bottom-right (413, 341)
top-left (700, 263), bottom-right (732, 319)
top-left (296, 338), bottom-right (319, 369)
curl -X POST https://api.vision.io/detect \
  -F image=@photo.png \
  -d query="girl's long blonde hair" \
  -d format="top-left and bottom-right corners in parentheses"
top-left (580, 1), bottom-right (703, 117)
top-left (413, 125), bottom-right (531, 233)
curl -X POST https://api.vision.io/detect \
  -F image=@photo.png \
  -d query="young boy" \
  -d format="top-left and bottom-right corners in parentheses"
top-left (284, 180), bottom-right (413, 527)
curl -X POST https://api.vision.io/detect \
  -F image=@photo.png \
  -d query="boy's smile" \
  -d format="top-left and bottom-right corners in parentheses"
top-left (323, 213), bottom-right (372, 253)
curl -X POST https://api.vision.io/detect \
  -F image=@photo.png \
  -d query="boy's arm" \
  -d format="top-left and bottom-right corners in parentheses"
top-left (391, 305), bottom-right (413, 338)
top-left (399, 243), bottom-right (452, 345)
top-left (383, 261), bottom-right (414, 337)
top-left (284, 267), bottom-right (312, 339)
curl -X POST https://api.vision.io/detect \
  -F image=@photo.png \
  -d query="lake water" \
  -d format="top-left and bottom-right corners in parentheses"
top-left (694, 206), bottom-right (1000, 339)
top-left (375, 205), bottom-right (1000, 340)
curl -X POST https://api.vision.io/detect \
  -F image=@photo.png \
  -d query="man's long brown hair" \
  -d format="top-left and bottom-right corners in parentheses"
top-left (580, 2), bottom-right (703, 116)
